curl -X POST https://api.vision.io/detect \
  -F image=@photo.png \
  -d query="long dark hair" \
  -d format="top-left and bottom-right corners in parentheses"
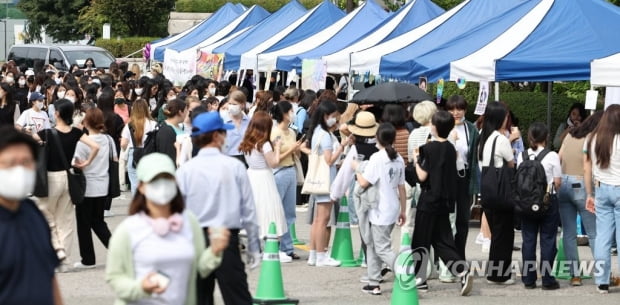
top-left (376, 123), bottom-right (397, 160)
top-left (0, 82), bottom-right (15, 114)
top-left (586, 105), bottom-right (620, 169)
top-left (568, 110), bottom-right (603, 139)
top-left (54, 99), bottom-right (75, 125)
top-left (97, 86), bottom-right (117, 136)
top-left (271, 101), bottom-right (292, 123)
top-left (477, 102), bottom-right (507, 160)
top-left (306, 100), bottom-right (338, 148)
top-left (129, 173), bottom-right (184, 215)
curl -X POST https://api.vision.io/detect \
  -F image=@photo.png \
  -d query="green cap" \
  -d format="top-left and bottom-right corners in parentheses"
top-left (136, 153), bottom-right (176, 182)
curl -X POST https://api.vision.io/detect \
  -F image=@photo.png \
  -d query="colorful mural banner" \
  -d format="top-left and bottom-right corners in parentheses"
top-left (196, 52), bottom-right (225, 82)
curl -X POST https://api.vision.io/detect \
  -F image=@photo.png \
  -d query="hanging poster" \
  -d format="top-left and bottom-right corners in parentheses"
top-left (474, 81), bottom-right (489, 115)
top-left (196, 52), bottom-right (224, 82)
top-left (301, 59), bottom-right (327, 91)
top-left (163, 49), bottom-right (196, 86)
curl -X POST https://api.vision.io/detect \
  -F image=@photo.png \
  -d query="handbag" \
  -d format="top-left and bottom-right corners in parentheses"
top-left (106, 135), bottom-right (121, 199)
top-left (293, 153), bottom-right (304, 186)
top-left (51, 129), bottom-right (86, 205)
top-left (33, 131), bottom-right (49, 197)
top-left (480, 135), bottom-right (515, 212)
top-left (301, 132), bottom-right (331, 195)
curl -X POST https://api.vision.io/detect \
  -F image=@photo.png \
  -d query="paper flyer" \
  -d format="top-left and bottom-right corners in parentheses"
top-left (474, 81), bottom-right (489, 115)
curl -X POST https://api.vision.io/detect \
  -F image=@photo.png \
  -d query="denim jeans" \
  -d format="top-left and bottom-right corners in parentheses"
top-left (521, 198), bottom-right (560, 286)
top-left (274, 166), bottom-right (297, 255)
top-left (594, 182), bottom-right (620, 285)
top-left (127, 148), bottom-right (138, 196)
top-left (558, 175), bottom-right (597, 276)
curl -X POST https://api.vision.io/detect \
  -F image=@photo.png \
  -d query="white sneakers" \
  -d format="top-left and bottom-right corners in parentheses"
top-left (279, 252), bottom-right (293, 263)
top-left (73, 262), bottom-right (96, 270)
top-left (316, 256), bottom-right (341, 267)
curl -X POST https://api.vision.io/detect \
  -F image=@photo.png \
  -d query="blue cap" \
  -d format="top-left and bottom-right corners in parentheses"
top-left (29, 92), bottom-right (45, 101)
top-left (191, 112), bottom-right (234, 136)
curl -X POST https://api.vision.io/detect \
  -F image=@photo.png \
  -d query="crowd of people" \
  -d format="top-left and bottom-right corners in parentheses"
top-left (0, 58), bottom-right (620, 305)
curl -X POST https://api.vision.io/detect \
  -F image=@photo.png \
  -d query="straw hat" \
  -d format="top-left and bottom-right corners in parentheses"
top-left (347, 111), bottom-right (378, 137)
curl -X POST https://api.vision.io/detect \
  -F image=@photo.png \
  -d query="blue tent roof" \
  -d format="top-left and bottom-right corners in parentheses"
top-left (154, 4), bottom-right (269, 62)
top-left (236, 3), bottom-right (247, 11)
top-left (378, 0), bottom-right (541, 82)
top-left (496, 0), bottom-right (620, 81)
top-left (381, 0), bottom-right (445, 42)
top-left (212, 0), bottom-right (308, 71)
top-left (275, 0), bottom-right (391, 71)
top-left (266, 0), bottom-right (345, 52)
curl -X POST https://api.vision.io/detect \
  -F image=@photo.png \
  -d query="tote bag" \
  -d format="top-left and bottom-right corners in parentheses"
top-left (480, 135), bottom-right (515, 212)
top-left (106, 135), bottom-right (121, 199)
top-left (33, 132), bottom-right (49, 197)
top-left (301, 132), bottom-right (331, 195)
top-left (51, 129), bottom-right (86, 205)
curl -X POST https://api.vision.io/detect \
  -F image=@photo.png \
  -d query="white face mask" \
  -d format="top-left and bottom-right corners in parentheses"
top-left (144, 178), bottom-right (178, 206)
top-left (55, 78), bottom-right (62, 85)
top-left (66, 96), bottom-right (75, 104)
top-left (0, 166), bottom-right (35, 201)
top-left (209, 87), bottom-right (216, 96)
top-left (35, 101), bottom-right (45, 110)
top-left (326, 117), bottom-right (337, 127)
top-left (219, 109), bottom-right (231, 122)
top-left (18, 79), bottom-right (26, 86)
top-left (228, 104), bottom-right (242, 116)
top-left (134, 88), bottom-right (144, 95)
top-left (5, 76), bottom-right (14, 84)
top-left (57, 91), bottom-right (66, 99)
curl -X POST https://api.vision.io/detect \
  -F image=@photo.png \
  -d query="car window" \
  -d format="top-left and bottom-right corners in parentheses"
top-left (49, 49), bottom-right (65, 70)
top-left (64, 50), bottom-right (115, 69)
top-left (8, 47), bottom-right (28, 67)
top-left (28, 48), bottom-right (47, 71)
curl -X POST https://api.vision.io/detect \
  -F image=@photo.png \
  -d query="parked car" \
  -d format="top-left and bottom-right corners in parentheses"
top-left (8, 44), bottom-right (116, 72)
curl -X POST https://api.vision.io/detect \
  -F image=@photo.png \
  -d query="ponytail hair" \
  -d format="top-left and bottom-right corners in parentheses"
top-left (271, 101), bottom-right (293, 123)
top-left (376, 123), bottom-right (397, 160)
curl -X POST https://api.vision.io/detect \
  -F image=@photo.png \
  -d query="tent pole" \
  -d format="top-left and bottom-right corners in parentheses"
top-left (494, 82), bottom-right (500, 101)
top-left (547, 81), bottom-right (553, 144)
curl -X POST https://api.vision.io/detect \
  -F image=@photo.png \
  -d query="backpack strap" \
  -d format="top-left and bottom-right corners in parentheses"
top-left (535, 148), bottom-right (551, 162)
top-left (522, 150), bottom-right (529, 163)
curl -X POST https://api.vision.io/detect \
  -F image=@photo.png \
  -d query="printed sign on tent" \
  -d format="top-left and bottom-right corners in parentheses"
top-left (196, 52), bottom-right (224, 82)
top-left (163, 49), bottom-right (196, 86)
top-left (474, 81), bottom-right (489, 115)
top-left (301, 59), bottom-right (327, 91)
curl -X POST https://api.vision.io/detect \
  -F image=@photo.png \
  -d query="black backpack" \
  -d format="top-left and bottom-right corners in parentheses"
top-left (128, 122), bottom-right (162, 167)
top-left (513, 149), bottom-right (552, 218)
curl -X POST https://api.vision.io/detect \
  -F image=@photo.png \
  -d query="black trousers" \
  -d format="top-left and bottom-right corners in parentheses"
top-left (454, 172), bottom-right (472, 259)
top-left (103, 196), bottom-right (113, 211)
top-left (411, 210), bottom-right (467, 280)
top-left (484, 207), bottom-right (515, 282)
top-left (75, 196), bottom-right (111, 265)
top-left (197, 228), bottom-right (252, 305)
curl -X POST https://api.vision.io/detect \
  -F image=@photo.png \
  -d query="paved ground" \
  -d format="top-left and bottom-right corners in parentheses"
top-left (57, 193), bottom-right (620, 305)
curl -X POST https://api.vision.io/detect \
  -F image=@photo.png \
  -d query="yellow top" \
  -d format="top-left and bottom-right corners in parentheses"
top-left (271, 126), bottom-right (296, 167)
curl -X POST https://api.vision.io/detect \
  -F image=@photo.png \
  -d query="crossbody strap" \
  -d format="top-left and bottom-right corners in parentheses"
top-left (106, 135), bottom-right (115, 161)
top-left (50, 128), bottom-right (72, 173)
top-left (488, 135), bottom-right (499, 169)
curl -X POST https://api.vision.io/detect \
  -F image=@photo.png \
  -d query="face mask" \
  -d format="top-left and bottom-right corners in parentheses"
top-left (18, 79), bottom-right (26, 86)
top-left (35, 101), bottom-right (45, 110)
top-left (168, 95), bottom-right (176, 101)
top-left (0, 166), bottom-right (35, 201)
top-left (219, 109), bottom-right (231, 122)
top-left (57, 91), bottom-right (66, 99)
top-left (228, 104), bottom-right (241, 116)
top-left (55, 78), bottom-right (62, 85)
top-left (209, 87), bottom-right (216, 96)
top-left (5, 76), bottom-right (14, 84)
top-left (114, 98), bottom-right (125, 105)
top-left (144, 178), bottom-right (178, 206)
top-left (326, 117), bottom-right (337, 127)
top-left (134, 88), bottom-right (144, 95)
top-left (66, 96), bottom-right (75, 104)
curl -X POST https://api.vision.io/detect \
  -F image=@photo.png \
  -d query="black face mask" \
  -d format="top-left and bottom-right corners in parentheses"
top-left (114, 98), bottom-right (125, 105)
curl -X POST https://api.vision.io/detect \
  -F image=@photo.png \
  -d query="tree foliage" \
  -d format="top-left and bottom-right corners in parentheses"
top-left (78, 0), bottom-right (175, 38)
top-left (18, 0), bottom-right (89, 42)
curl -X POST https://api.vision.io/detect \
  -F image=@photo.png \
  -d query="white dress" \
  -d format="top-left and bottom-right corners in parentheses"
top-left (245, 142), bottom-right (288, 238)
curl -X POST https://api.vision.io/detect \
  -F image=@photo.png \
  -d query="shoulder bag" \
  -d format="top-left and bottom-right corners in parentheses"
top-left (106, 135), bottom-right (121, 199)
top-left (51, 129), bottom-right (87, 205)
top-left (33, 130), bottom-right (49, 197)
top-left (301, 132), bottom-right (331, 195)
top-left (480, 135), bottom-right (515, 212)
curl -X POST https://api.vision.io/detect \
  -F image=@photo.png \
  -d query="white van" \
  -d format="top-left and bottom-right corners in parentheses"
top-left (7, 44), bottom-right (116, 71)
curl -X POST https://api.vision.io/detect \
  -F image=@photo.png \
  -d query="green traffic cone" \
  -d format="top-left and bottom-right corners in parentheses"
top-left (290, 223), bottom-right (305, 245)
top-left (330, 197), bottom-right (361, 267)
top-left (554, 238), bottom-right (591, 280)
top-left (391, 233), bottom-right (419, 305)
top-left (253, 223), bottom-right (299, 305)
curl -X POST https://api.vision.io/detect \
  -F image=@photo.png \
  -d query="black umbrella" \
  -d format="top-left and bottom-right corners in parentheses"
top-left (350, 82), bottom-right (432, 104)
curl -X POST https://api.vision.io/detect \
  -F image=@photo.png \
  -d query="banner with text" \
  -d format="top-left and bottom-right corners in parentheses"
top-left (163, 49), bottom-right (196, 86)
top-left (302, 59), bottom-right (327, 92)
